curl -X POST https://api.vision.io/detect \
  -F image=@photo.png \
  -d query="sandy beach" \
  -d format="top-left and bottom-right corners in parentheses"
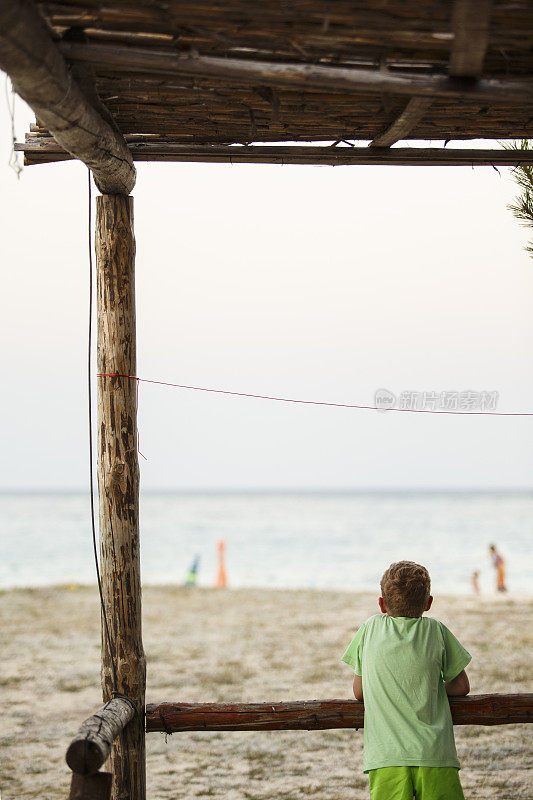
top-left (1, 586), bottom-right (531, 800)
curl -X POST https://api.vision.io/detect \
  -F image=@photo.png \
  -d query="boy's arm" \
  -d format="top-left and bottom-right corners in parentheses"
top-left (343, 621), bottom-right (366, 701)
top-left (441, 623), bottom-right (472, 695)
top-left (352, 674), bottom-right (364, 701)
top-left (445, 668), bottom-right (470, 696)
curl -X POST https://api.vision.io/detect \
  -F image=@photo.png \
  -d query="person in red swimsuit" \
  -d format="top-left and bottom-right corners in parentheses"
top-left (489, 544), bottom-right (507, 592)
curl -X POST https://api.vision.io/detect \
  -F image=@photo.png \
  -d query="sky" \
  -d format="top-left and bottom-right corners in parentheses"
top-left (1, 74), bottom-right (533, 491)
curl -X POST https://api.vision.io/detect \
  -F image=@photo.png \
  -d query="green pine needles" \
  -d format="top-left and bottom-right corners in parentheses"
top-left (505, 139), bottom-right (533, 256)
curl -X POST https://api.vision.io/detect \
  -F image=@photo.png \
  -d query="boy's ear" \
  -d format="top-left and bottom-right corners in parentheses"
top-left (425, 595), bottom-right (433, 611)
top-left (378, 596), bottom-right (387, 614)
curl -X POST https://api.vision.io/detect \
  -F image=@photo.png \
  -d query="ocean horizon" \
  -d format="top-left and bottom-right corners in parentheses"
top-left (1, 489), bottom-right (531, 594)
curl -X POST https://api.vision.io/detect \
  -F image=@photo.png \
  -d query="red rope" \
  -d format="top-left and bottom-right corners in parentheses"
top-left (135, 378), bottom-right (148, 461)
top-left (97, 374), bottom-right (533, 416)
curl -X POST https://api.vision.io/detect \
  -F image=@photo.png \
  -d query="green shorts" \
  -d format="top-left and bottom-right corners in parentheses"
top-left (368, 766), bottom-right (465, 800)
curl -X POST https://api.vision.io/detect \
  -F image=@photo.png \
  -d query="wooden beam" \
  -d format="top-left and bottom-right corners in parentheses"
top-left (146, 694), bottom-right (533, 734)
top-left (450, 0), bottom-right (494, 77)
top-left (370, 0), bottom-right (494, 148)
top-left (66, 698), bottom-right (136, 775)
top-left (370, 98), bottom-right (434, 147)
top-left (59, 41), bottom-right (533, 105)
top-left (16, 141), bottom-right (533, 167)
top-left (96, 195), bottom-right (145, 800)
top-left (0, 0), bottom-right (135, 194)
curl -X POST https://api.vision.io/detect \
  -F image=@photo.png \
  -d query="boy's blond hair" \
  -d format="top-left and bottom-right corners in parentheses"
top-left (380, 561), bottom-right (431, 617)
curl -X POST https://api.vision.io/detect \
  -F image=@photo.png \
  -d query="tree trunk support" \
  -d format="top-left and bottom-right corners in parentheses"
top-left (66, 697), bottom-right (136, 775)
top-left (96, 194), bottom-right (145, 800)
top-left (0, 0), bottom-right (135, 194)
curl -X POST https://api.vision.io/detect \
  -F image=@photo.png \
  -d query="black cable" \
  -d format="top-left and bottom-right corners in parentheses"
top-left (88, 168), bottom-right (119, 696)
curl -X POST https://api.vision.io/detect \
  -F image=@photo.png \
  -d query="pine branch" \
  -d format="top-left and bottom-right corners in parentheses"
top-left (503, 139), bottom-right (533, 255)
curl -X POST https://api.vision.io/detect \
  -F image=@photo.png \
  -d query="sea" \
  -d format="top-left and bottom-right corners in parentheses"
top-left (0, 491), bottom-right (531, 595)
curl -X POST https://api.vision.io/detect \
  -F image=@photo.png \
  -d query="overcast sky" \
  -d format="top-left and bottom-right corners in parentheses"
top-left (1, 77), bottom-right (533, 491)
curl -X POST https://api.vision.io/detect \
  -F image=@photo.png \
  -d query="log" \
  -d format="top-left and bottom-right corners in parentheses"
top-left (66, 698), bottom-right (136, 775)
top-left (96, 194), bottom-right (145, 800)
top-left (146, 694), bottom-right (533, 733)
top-left (0, 0), bottom-right (135, 194)
top-left (16, 141), bottom-right (533, 167)
top-left (59, 40), bottom-right (533, 104)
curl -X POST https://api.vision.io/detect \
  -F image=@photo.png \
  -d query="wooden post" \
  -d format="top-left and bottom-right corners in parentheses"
top-left (96, 194), bottom-right (145, 800)
top-left (69, 773), bottom-right (112, 800)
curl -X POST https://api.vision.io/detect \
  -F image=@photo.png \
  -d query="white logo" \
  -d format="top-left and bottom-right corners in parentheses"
top-left (374, 388), bottom-right (396, 411)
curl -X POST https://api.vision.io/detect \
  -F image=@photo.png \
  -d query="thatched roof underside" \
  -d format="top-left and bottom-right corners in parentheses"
top-left (21, 1), bottom-right (533, 164)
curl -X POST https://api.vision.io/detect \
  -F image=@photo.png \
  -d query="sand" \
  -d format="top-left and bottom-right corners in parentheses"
top-left (1, 586), bottom-right (531, 800)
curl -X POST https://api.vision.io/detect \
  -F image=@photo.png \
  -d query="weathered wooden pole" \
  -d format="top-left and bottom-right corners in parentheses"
top-left (96, 194), bottom-right (145, 800)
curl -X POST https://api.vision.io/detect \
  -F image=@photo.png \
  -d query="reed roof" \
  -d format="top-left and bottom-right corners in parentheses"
top-left (21, 1), bottom-right (533, 164)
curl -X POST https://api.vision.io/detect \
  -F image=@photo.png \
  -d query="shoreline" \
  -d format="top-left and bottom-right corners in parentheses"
top-left (1, 582), bottom-right (531, 600)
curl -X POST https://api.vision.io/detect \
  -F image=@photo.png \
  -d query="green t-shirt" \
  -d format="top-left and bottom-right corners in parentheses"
top-left (342, 614), bottom-right (471, 773)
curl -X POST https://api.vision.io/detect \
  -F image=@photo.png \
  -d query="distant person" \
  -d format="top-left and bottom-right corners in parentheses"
top-left (343, 561), bottom-right (471, 800)
top-left (216, 539), bottom-right (227, 588)
top-left (185, 555), bottom-right (200, 587)
top-left (471, 570), bottom-right (480, 595)
top-left (489, 544), bottom-right (507, 592)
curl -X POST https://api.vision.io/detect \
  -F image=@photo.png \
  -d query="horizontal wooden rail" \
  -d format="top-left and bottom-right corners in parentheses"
top-left (59, 40), bottom-right (533, 105)
top-left (16, 141), bottom-right (533, 168)
top-left (146, 694), bottom-right (533, 734)
top-left (66, 697), bottom-right (136, 775)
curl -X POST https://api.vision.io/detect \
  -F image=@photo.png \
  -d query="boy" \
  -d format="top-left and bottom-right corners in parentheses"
top-left (343, 561), bottom-right (471, 800)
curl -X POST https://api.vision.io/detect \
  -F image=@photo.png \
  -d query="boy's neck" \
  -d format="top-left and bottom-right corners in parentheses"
top-left (378, 594), bottom-right (433, 616)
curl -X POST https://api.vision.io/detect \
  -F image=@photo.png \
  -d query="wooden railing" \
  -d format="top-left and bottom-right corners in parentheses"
top-left (66, 694), bottom-right (533, 798)
top-left (146, 695), bottom-right (533, 733)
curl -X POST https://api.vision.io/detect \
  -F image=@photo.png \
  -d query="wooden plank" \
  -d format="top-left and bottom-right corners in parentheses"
top-left (58, 41), bottom-right (533, 104)
top-left (370, 98), bottom-right (433, 147)
top-left (0, 0), bottom-right (135, 194)
top-left (146, 695), bottom-right (533, 733)
top-left (96, 195), bottom-right (145, 800)
top-left (450, 0), bottom-right (494, 77)
top-left (66, 698), bottom-right (136, 775)
top-left (16, 140), bottom-right (533, 167)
